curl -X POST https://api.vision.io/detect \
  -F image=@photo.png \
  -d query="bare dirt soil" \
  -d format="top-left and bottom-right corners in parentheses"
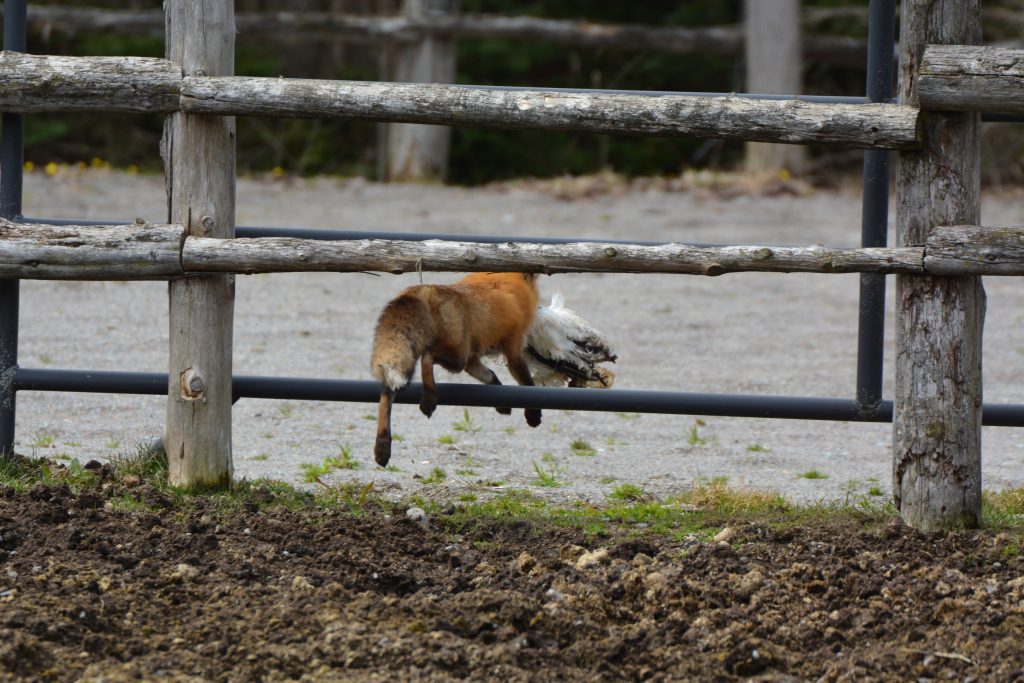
top-left (1, 476), bottom-right (1023, 682)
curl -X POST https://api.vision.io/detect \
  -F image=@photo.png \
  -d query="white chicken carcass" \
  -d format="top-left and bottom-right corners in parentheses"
top-left (523, 292), bottom-right (617, 388)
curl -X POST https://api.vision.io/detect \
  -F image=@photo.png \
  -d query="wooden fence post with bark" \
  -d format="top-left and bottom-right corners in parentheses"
top-left (894, 0), bottom-right (984, 531)
top-left (383, 0), bottom-right (459, 181)
top-left (162, 0), bottom-right (236, 489)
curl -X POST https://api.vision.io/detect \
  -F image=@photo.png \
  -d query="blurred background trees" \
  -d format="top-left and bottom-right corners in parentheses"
top-left (7, 0), bottom-right (1024, 184)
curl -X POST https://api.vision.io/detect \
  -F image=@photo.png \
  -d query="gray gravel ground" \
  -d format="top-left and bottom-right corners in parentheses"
top-left (14, 169), bottom-right (1024, 503)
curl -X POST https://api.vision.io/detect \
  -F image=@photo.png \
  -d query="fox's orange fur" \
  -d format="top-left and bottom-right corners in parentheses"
top-left (371, 272), bottom-right (542, 466)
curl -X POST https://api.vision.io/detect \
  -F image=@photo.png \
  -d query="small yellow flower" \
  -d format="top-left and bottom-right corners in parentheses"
top-left (127, 164), bottom-right (139, 175)
top-left (90, 157), bottom-right (108, 169)
top-left (76, 160), bottom-right (87, 170)
top-left (44, 161), bottom-right (58, 176)
top-left (777, 168), bottom-right (792, 181)
top-left (23, 161), bottom-right (34, 172)
top-left (271, 166), bottom-right (285, 178)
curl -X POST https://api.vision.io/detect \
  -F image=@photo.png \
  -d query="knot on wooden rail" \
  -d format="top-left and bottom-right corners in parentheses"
top-left (179, 367), bottom-right (207, 401)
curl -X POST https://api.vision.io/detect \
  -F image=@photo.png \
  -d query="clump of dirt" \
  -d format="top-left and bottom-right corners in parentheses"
top-left (0, 483), bottom-right (1022, 681)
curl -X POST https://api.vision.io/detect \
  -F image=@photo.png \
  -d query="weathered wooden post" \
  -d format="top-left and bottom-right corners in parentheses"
top-left (163, 1), bottom-right (236, 488)
top-left (894, 0), bottom-right (984, 530)
top-left (744, 0), bottom-right (806, 175)
top-left (383, 0), bottom-right (459, 181)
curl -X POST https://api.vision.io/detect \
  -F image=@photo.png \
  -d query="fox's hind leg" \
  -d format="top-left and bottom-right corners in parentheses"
top-left (503, 342), bottom-right (542, 428)
top-left (374, 387), bottom-right (396, 466)
top-left (420, 352), bottom-right (439, 418)
top-left (466, 357), bottom-right (511, 415)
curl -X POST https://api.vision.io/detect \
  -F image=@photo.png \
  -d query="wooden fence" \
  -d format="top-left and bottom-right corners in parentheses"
top-left (0, 0), bottom-right (1017, 531)
top-left (5, 2), bottom-right (875, 180)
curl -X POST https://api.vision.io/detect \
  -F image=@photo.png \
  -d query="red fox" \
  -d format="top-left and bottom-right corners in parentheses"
top-left (370, 272), bottom-right (542, 466)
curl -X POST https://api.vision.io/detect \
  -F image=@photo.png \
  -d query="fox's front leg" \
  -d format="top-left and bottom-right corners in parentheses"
top-left (374, 387), bottom-right (396, 466)
top-left (420, 352), bottom-right (439, 418)
top-left (503, 346), bottom-right (542, 428)
top-left (466, 357), bottom-right (511, 415)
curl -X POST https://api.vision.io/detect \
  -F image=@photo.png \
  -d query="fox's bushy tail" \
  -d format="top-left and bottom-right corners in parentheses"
top-left (370, 293), bottom-right (436, 391)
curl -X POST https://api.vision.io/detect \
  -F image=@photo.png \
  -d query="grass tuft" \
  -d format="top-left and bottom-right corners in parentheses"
top-left (687, 419), bottom-right (709, 446)
top-left (452, 408), bottom-right (481, 433)
top-left (299, 446), bottom-right (360, 483)
top-left (531, 461), bottom-right (565, 487)
top-left (0, 454), bottom-right (99, 492)
top-left (569, 439), bottom-right (596, 457)
top-left (421, 467), bottom-right (448, 484)
top-left (609, 483), bottom-right (648, 503)
top-left (679, 476), bottom-right (790, 515)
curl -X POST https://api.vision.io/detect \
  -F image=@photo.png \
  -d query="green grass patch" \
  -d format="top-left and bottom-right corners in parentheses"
top-left (111, 441), bottom-right (168, 477)
top-left (421, 467), bottom-right (448, 484)
top-left (452, 408), bottom-right (481, 433)
top-left (0, 454), bottom-right (99, 492)
top-left (9, 441), bottom-right (1023, 540)
top-left (569, 439), bottom-right (597, 457)
top-left (799, 470), bottom-right (829, 480)
top-left (687, 419), bottom-right (709, 446)
top-left (609, 483), bottom-right (648, 503)
top-left (30, 431), bottom-right (56, 449)
top-left (983, 488), bottom-right (1024, 528)
top-left (531, 461), bottom-right (565, 488)
top-left (299, 446), bottom-right (360, 483)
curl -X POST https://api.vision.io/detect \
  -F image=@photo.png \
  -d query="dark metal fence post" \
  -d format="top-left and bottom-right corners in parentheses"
top-left (855, 0), bottom-right (896, 411)
top-left (0, 0), bottom-right (27, 457)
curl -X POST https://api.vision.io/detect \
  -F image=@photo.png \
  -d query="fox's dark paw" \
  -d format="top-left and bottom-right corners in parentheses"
top-left (495, 406), bottom-right (512, 415)
top-left (525, 409), bottom-right (542, 428)
top-left (374, 435), bottom-right (392, 467)
top-left (420, 393), bottom-right (438, 418)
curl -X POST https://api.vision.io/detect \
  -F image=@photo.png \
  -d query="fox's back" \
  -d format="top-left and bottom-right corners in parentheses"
top-left (452, 273), bottom-right (539, 353)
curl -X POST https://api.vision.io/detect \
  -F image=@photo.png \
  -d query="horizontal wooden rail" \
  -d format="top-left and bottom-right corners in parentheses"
top-left (1, 220), bottom-right (1020, 279)
top-left (10, 5), bottom-right (868, 66)
top-left (0, 52), bottom-right (920, 149)
top-left (0, 221), bottom-right (183, 279)
top-left (919, 45), bottom-right (1024, 113)
top-left (0, 53), bottom-right (181, 113)
top-left (180, 77), bottom-right (918, 149)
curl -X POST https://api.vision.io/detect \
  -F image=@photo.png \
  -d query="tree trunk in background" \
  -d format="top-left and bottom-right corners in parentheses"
top-left (744, 0), bottom-right (806, 175)
top-left (893, 0), bottom-right (984, 532)
top-left (383, 0), bottom-right (459, 182)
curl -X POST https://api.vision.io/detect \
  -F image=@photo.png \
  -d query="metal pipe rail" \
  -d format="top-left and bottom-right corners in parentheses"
top-left (13, 368), bottom-right (1024, 428)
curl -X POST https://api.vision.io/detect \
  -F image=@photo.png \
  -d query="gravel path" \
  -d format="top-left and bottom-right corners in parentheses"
top-left (14, 169), bottom-right (1024, 502)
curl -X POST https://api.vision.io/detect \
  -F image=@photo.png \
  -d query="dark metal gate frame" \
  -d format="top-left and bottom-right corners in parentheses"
top-left (3, 0), bottom-right (1024, 458)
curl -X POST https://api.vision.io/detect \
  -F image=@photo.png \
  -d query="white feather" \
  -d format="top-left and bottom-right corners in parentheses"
top-left (524, 292), bottom-right (617, 388)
